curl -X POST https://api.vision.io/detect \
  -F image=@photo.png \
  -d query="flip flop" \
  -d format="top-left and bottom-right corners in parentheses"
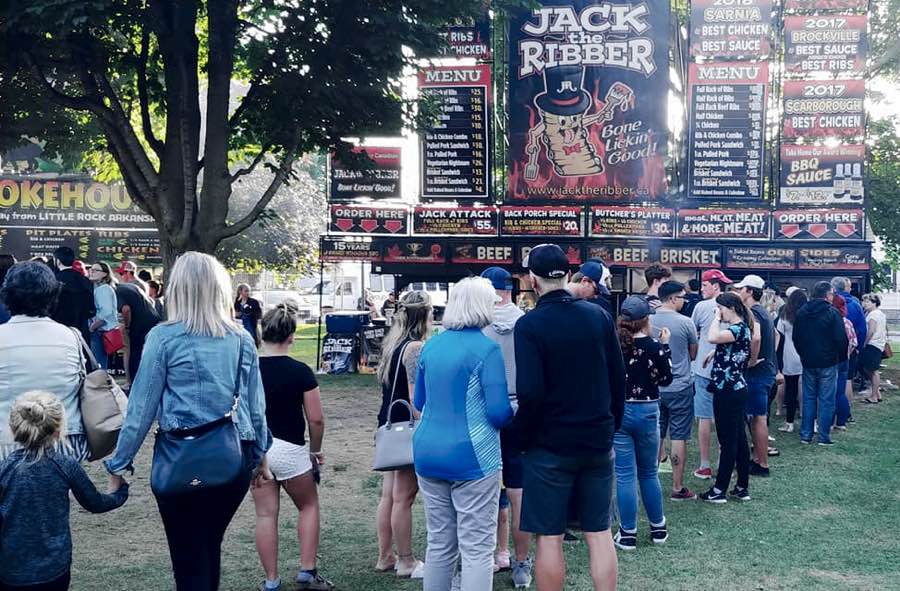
top-left (767, 447), bottom-right (780, 457)
top-left (374, 562), bottom-right (396, 573)
top-left (862, 398), bottom-right (879, 404)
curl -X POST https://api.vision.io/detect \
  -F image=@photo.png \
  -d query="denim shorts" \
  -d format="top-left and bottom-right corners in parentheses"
top-left (521, 447), bottom-right (613, 535)
top-left (693, 376), bottom-right (714, 419)
top-left (744, 376), bottom-right (774, 417)
top-left (660, 385), bottom-right (694, 440)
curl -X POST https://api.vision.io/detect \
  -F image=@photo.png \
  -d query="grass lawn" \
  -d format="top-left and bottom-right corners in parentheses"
top-left (71, 370), bottom-right (900, 591)
top-left (289, 324), bottom-right (326, 368)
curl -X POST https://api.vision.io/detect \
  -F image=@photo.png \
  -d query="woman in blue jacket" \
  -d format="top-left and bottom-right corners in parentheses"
top-left (413, 277), bottom-right (514, 591)
top-left (105, 252), bottom-right (271, 591)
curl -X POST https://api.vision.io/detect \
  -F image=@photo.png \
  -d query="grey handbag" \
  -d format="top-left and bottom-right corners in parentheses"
top-left (372, 342), bottom-right (417, 471)
top-left (373, 399), bottom-right (417, 471)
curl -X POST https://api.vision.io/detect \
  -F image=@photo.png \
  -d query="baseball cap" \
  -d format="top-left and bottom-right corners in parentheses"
top-left (525, 244), bottom-right (569, 279)
top-left (734, 274), bottom-right (765, 290)
top-left (620, 295), bottom-right (651, 321)
top-left (579, 260), bottom-right (605, 291)
top-left (116, 261), bottom-right (137, 274)
top-left (785, 286), bottom-right (801, 297)
top-left (701, 269), bottom-right (732, 284)
top-left (658, 280), bottom-right (685, 301)
top-left (480, 267), bottom-right (513, 291)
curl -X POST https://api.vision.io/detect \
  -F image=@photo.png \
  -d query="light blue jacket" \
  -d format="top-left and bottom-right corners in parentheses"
top-left (413, 327), bottom-right (513, 481)
top-left (105, 322), bottom-right (271, 474)
top-left (92, 283), bottom-right (119, 330)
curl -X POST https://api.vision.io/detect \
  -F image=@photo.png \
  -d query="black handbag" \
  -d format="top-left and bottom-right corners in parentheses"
top-left (150, 340), bottom-right (245, 497)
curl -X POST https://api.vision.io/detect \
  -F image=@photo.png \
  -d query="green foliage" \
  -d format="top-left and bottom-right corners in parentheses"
top-left (867, 118), bottom-right (900, 266)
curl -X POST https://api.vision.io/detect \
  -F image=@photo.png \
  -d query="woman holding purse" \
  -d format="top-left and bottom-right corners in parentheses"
top-left (88, 262), bottom-right (119, 370)
top-left (374, 290), bottom-right (432, 578)
top-left (104, 252), bottom-right (271, 590)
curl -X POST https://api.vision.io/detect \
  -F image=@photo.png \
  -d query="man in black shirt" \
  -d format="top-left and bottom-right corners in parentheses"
top-left (735, 274), bottom-right (777, 476)
top-left (51, 247), bottom-right (95, 342)
top-left (116, 282), bottom-right (159, 383)
top-left (681, 279), bottom-right (702, 318)
top-left (514, 244), bottom-right (625, 591)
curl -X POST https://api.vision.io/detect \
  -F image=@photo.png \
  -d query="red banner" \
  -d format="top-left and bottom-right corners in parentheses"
top-left (382, 240), bottom-right (445, 264)
top-left (500, 206), bottom-right (584, 237)
top-left (451, 242), bottom-right (515, 265)
top-left (589, 206), bottom-right (674, 238)
top-left (782, 80), bottom-right (865, 138)
top-left (677, 209), bottom-right (770, 239)
top-left (690, 0), bottom-right (773, 59)
top-left (329, 205), bottom-right (408, 235)
top-left (798, 246), bottom-right (868, 270)
top-left (784, 15), bottom-right (867, 77)
top-left (587, 242), bottom-right (652, 268)
top-left (518, 243), bottom-right (583, 266)
top-left (319, 237), bottom-right (381, 262)
top-left (329, 146), bottom-right (401, 201)
top-left (773, 209), bottom-right (864, 240)
top-left (658, 245), bottom-right (722, 268)
top-left (412, 206), bottom-right (497, 236)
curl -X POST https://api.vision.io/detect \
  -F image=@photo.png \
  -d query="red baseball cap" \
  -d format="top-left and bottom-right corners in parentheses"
top-left (116, 261), bottom-right (137, 274)
top-left (702, 269), bottom-right (732, 284)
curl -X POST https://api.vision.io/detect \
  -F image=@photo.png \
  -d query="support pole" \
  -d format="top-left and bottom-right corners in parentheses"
top-left (315, 259), bottom-right (325, 372)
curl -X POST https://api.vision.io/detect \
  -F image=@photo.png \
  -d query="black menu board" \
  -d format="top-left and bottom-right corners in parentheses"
top-left (688, 62), bottom-right (768, 200)
top-left (419, 65), bottom-right (491, 199)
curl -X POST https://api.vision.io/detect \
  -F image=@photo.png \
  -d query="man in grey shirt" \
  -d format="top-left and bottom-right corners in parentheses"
top-left (690, 269), bottom-right (733, 480)
top-left (651, 281), bottom-right (698, 500)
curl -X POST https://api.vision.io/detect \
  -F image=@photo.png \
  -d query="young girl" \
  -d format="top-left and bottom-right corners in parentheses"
top-left (0, 391), bottom-right (128, 590)
top-left (613, 295), bottom-right (673, 550)
top-left (700, 293), bottom-right (754, 504)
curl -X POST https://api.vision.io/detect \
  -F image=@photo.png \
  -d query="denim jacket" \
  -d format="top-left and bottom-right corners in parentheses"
top-left (105, 322), bottom-right (272, 475)
top-left (92, 283), bottom-right (119, 330)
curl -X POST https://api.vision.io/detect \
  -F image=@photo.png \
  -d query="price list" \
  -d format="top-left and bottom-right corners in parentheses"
top-left (419, 65), bottom-right (491, 199)
top-left (688, 63), bottom-right (768, 201)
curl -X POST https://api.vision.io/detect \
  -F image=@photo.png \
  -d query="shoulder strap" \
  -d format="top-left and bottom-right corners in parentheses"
top-left (231, 335), bottom-right (245, 411)
top-left (70, 327), bottom-right (98, 372)
top-left (388, 341), bottom-right (411, 402)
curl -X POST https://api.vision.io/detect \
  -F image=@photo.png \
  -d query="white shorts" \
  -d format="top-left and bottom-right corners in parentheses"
top-left (266, 438), bottom-right (313, 481)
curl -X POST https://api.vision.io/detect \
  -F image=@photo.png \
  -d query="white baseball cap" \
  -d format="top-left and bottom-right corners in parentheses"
top-left (734, 274), bottom-right (765, 290)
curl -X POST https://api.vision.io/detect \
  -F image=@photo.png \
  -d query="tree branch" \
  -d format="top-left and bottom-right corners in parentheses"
top-left (23, 52), bottom-right (105, 114)
top-left (138, 26), bottom-right (165, 158)
top-left (217, 150), bottom-right (297, 241)
top-left (867, 39), bottom-right (900, 78)
top-left (230, 145), bottom-right (270, 182)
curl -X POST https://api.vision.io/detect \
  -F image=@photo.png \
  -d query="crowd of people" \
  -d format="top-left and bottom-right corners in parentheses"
top-left (0, 243), bottom-right (892, 591)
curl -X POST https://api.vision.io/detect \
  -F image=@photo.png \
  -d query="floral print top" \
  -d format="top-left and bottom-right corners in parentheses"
top-left (711, 322), bottom-right (751, 393)
top-left (623, 336), bottom-right (673, 402)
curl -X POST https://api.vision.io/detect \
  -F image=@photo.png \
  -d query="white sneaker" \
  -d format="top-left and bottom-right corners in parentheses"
top-left (778, 422), bottom-right (794, 433)
top-left (768, 434), bottom-right (776, 442)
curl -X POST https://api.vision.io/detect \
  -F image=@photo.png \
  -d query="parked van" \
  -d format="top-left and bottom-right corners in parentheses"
top-left (295, 263), bottom-right (394, 321)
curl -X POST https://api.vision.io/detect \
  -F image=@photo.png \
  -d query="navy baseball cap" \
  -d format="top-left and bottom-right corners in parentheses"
top-left (481, 267), bottom-right (513, 291)
top-left (579, 260), bottom-right (605, 290)
top-left (620, 295), bottom-right (651, 321)
top-left (525, 244), bottom-right (569, 279)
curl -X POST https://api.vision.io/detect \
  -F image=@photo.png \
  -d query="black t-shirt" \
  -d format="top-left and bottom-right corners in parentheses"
top-left (748, 303), bottom-right (777, 380)
top-left (623, 336), bottom-right (673, 402)
top-left (115, 283), bottom-right (159, 342)
top-left (259, 356), bottom-right (318, 446)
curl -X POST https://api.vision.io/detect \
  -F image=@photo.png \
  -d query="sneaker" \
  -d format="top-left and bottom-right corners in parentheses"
top-left (670, 487), bottom-right (697, 501)
top-left (650, 523), bottom-right (668, 544)
top-left (848, 416), bottom-right (856, 424)
top-left (778, 422), bottom-right (795, 433)
top-left (834, 425), bottom-right (847, 431)
top-left (818, 440), bottom-right (835, 447)
top-left (494, 550), bottom-right (510, 572)
top-left (693, 466), bottom-right (713, 479)
top-left (749, 461), bottom-right (770, 477)
top-left (613, 527), bottom-right (637, 550)
top-left (699, 488), bottom-right (727, 504)
top-left (768, 434), bottom-right (776, 442)
top-left (259, 582), bottom-right (282, 591)
top-left (658, 457), bottom-right (672, 473)
top-left (800, 439), bottom-right (812, 445)
top-left (511, 558), bottom-right (533, 589)
top-left (296, 571), bottom-right (334, 591)
top-left (728, 487), bottom-right (751, 502)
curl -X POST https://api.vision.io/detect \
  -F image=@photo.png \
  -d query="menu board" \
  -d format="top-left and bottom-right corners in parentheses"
top-left (587, 242), bottom-right (652, 268)
top-left (0, 227), bottom-right (161, 264)
top-left (382, 239), bottom-right (445, 264)
top-left (783, 80), bottom-right (865, 138)
top-left (690, 0), bottom-right (773, 59)
top-left (413, 206), bottom-right (497, 236)
top-left (688, 63), bottom-right (767, 200)
top-left (319, 237), bottom-right (381, 262)
top-left (451, 242), bottom-right (515, 265)
top-left (518, 243), bottom-right (583, 266)
top-left (677, 209), bottom-right (770, 239)
top-left (329, 146), bottom-right (401, 201)
top-left (784, 15), bottom-right (867, 77)
top-left (798, 246), bottom-right (869, 270)
top-left (589, 206), bottom-right (674, 238)
top-left (773, 209), bottom-right (864, 240)
top-left (0, 177), bottom-right (155, 229)
top-left (658, 244), bottom-right (722, 268)
top-left (329, 205), bottom-right (407, 235)
top-left (419, 65), bottom-right (491, 199)
top-left (780, 144), bottom-right (865, 205)
top-left (500, 206), bottom-right (584, 237)
top-left (784, 0), bottom-right (868, 12)
top-left (725, 246), bottom-right (797, 269)
top-left (438, 19), bottom-right (492, 59)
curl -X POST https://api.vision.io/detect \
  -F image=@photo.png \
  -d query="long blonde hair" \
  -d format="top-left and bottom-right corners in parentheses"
top-left (165, 252), bottom-right (241, 338)
top-left (377, 290), bottom-right (432, 385)
top-left (9, 391), bottom-right (65, 459)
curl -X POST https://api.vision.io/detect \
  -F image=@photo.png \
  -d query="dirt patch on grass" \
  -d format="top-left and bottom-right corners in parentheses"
top-left (808, 568), bottom-right (889, 589)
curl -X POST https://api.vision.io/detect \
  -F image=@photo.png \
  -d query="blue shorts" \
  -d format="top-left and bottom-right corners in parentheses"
top-left (660, 385), bottom-right (695, 440)
top-left (693, 376), bottom-right (714, 419)
top-left (745, 376), bottom-right (775, 417)
top-left (499, 487), bottom-right (510, 510)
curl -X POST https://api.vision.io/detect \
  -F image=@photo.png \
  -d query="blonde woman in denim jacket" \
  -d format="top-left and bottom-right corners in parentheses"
top-left (105, 252), bottom-right (272, 591)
